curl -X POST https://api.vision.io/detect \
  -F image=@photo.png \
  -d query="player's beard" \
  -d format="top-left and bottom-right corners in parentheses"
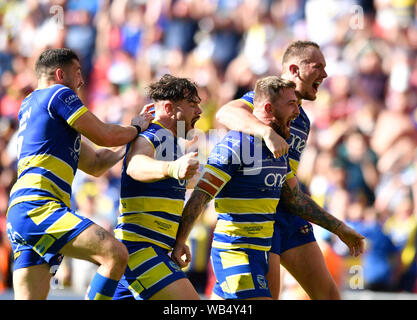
top-left (271, 119), bottom-right (290, 140)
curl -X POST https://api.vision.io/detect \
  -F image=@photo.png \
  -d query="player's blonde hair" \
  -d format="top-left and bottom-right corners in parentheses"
top-left (254, 76), bottom-right (296, 104)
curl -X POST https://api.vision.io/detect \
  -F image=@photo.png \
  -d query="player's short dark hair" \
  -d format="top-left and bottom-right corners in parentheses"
top-left (254, 76), bottom-right (296, 104)
top-left (35, 48), bottom-right (79, 79)
top-left (282, 40), bottom-right (320, 66)
top-left (147, 74), bottom-right (201, 104)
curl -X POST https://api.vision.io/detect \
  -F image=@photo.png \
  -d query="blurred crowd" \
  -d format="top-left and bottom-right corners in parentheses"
top-left (1, 0), bottom-right (417, 299)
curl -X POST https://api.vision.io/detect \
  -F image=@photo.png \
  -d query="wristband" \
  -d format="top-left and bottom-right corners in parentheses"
top-left (167, 161), bottom-right (180, 180)
top-left (132, 125), bottom-right (141, 135)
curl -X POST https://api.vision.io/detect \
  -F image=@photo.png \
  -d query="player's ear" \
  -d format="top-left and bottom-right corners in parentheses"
top-left (164, 101), bottom-right (175, 117)
top-left (288, 64), bottom-right (299, 78)
top-left (54, 68), bottom-right (65, 81)
top-left (264, 102), bottom-right (272, 114)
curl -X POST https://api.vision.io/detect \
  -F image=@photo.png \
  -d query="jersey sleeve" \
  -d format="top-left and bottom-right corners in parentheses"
top-left (238, 91), bottom-right (255, 110)
top-left (138, 129), bottom-right (159, 151)
top-left (286, 155), bottom-right (295, 180)
top-left (286, 158), bottom-right (298, 180)
top-left (50, 86), bottom-right (88, 126)
top-left (195, 132), bottom-right (242, 198)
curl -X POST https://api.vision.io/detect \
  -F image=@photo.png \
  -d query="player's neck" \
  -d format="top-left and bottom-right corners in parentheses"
top-left (37, 78), bottom-right (61, 90)
top-left (253, 110), bottom-right (273, 129)
top-left (154, 116), bottom-right (177, 137)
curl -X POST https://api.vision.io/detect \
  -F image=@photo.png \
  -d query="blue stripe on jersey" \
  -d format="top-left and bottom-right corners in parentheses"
top-left (213, 233), bottom-right (272, 248)
top-left (118, 223), bottom-right (176, 248)
top-left (217, 213), bottom-right (275, 223)
top-left (119, 210), bottom-right (181, 223)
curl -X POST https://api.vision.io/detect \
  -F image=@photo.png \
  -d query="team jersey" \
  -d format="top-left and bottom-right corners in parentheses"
top-left (8, 84), bottom-right (88, 210)
top-left (196, 130), bottom-right (291, 251)
top-left (239, 91), bottom-right (310, 216)
top-left (115, 121), bottom-right (187, 250)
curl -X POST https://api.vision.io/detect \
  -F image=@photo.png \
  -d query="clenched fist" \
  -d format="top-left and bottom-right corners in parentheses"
top-left (167, 152), bottom-right (199, 180)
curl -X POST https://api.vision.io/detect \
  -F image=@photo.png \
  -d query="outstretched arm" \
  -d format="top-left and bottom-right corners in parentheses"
top-left (172, 189), bottom-right (212, 268)
top-left (72, 110), bottom-right (153, 147)
top-left (280, 176), bottom-right (365, 257)
top-left (216, 99), bottom-right (289, 158)
top-left (78, 141), bottom-right (125, 177)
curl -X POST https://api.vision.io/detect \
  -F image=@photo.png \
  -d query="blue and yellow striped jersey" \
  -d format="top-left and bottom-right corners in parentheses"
top-left (196, 130), bottom-right (291, 251)
top-left (115, 121), bottom-right (187, 250)
top-left (8, 84), bottom-right (88, 210)
top-left (239, 91), bottom-right (310, 217)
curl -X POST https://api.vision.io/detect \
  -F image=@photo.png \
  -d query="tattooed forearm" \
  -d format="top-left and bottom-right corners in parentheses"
top-left (280, 181), bottom-right (342, 233)
top-left (176, 189), bottom-right (212, 242)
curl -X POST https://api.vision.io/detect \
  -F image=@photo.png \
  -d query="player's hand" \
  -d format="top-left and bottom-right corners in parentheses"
top-left (131, 110), bottom-right (154, 132)
top-left (171, 242), bottom-right (192, 268)
top-left (140, 103), bottom-right (155, 115)
top-left (335, 223), bottom-right (366, 257)
top-left (167, 152), bottom-right (199, 180)
top-left (263, 127), bottom-right (289, 158)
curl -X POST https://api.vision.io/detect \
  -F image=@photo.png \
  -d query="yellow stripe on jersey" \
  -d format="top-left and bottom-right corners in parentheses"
top-left (211, 240), bottom-right (269, 251)
top-left (67, 105), bottom-right (88, 126)
top-left (90, 293), bottom-right (112, 300)
top-left (152, 120), bottom-right (168, 129)
top-left (238, 98), bottom-right (254, 110)
top-left (287, 159), bottom-right (300, 177)
top-left (118, 213), bottom-right (178, 239)
top-left (7, 195), bottom-right (59, 214)
top-left (128, 280), bottom-right (145, 298)
top-left (138, 262), bottom-right (172, 289)
top-left (128, 246), bottom-right (158, 271)
top-left (10, 173), bottom-right (71, 207)
top-left (221, 273), bottom-right (255, 294)
top-left (27, 201), bottom-right (62, 225)
top-left (214, 220), bottom-right (274, 239)
top-left (114, 229), bottom-right (171, 250)
top-left (45, 211), bottom-right (82, 239)
top-left (205, 164), bottom-right (232, 183)
top-left (215, 198), bottom-right (279, 214)
top-left (17, 154), bottom-right (75, 185)
top-left (220, 250), bottom-right (249, 269)
top-left (119, 197), bottom-right (184, 216)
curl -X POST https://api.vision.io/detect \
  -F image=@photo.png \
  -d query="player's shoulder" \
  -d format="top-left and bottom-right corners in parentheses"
top-left (139, 121), bottom-right (174, 147)
top-left (238, 91), bottom-right (255, 108)
top-left (35, 84), bottom-right (80, 109)
top-left (220, 130), bottom-right (244, 147)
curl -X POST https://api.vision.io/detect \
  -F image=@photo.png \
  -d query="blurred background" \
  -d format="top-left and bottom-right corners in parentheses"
top-left (1, 0), bottom-right (417, 300)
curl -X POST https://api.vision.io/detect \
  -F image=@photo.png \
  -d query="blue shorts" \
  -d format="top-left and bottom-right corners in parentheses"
top-left (7, 200), bottom-right (94, 272)
top-left (211, 247), bottom-right (271, 299)
top-left (270, 211), bottom-right (316, 255)
top-left (113, 241), bottom-right (187, 300)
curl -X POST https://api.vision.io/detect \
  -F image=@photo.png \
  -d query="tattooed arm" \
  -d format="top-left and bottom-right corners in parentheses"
top-left (280, 177), bottom-right (365, 256)
top-left (172, 189), bottom-right (212, 268)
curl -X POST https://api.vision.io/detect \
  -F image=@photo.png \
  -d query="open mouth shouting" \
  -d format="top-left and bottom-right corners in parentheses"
top-left (191, 116), bottom-right (200, 127)
top-left (312, 80), bottom-right (322, 93)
